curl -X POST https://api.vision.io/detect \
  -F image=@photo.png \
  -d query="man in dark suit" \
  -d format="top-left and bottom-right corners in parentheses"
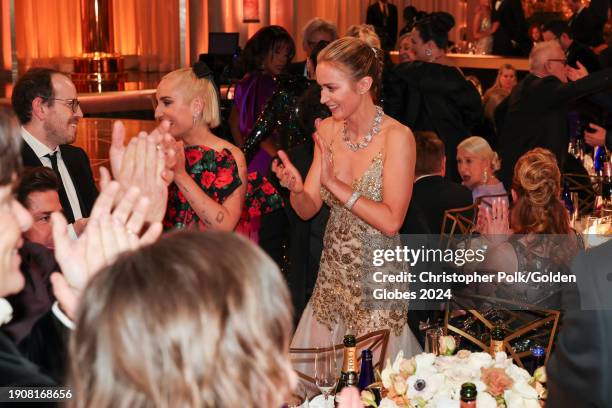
top-left (366, 0), bottom-right (398, 50)
top-left (546, 239), bottom-right (612, 406)
top-left (288, 18), bottom-right (337, 78)
top-left (402, 131), bottom-right (473, 235)
top-left (542, 19), bottom-right (601, 73)
top-left (567, 0), bottom-right (608, 48)
top-left (491, 0), bottom-right (531, 56)
top-left (495, 41), bottom-right (612, 189)
top-left (12, 68), bottom-right (98, 236)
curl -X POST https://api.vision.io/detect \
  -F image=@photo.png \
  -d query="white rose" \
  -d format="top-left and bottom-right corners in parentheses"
top-left (511, 380), bottom-right (538, 399)
top-left (0, 298), bottom-right (13, 326)
top-left (506, 364), bottom-right (532, 384)
top-left (476, 391), bottom-right (497, 408)
top-left (415, 352), bottom-right (436, 371)
top-left (466, 352), bottom-right (493, 371)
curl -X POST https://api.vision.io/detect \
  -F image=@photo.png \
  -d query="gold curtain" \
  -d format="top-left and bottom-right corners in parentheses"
top-left (2, 0), bottom-right (467, 73)
top-left (112, 0), bottom-right (180, 71)
top-left (14, 0), bottom-right (82, 70)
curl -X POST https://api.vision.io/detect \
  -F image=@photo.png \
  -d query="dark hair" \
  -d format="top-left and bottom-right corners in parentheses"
top-left (11, 67), bottom-right (60, 124)
top-left (413, 12), bottom-right (455, 49)
top-left (541, 20), bottom-right (572, 39)
top-left (403, 6), bottom-right (418, 22)
top-left (0, 107), bottom-right (22, 185)
top-left (240, 25), bottom-right (296, 73)
top-left (70, 231), bottom-right (293, 408)
top-left (414, 131), bottom-right (445, 176)
top-left (309, 40), bottom-right (330, 70)
top-left (17, 166), bottom-right (60, 207)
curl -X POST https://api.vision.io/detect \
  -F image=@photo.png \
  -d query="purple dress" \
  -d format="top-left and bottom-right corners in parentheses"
top-left (234, 71), bottom-right (278, 174)
top-left (472, 181), bottom-right (508, 206)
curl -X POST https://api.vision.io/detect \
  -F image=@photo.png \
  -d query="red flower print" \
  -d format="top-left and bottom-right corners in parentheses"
top-left (248, 172), bottom-right (258, 181)
top-left (214, 167), bottom-right (234, 189)
top-left (261, 182), bottom-right (276, 195)
top-left (201, 171), bottom-right (216, 188)
top-left (185, 148), bottom-right (203, 166)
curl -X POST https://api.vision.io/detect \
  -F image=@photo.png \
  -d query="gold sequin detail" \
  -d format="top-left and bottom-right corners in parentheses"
top-left (312, 151), bottom-right (408, 336)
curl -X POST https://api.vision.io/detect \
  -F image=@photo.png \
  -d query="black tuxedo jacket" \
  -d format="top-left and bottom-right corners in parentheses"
top-left (568, 0), bottom-right (608, 47)
top-left (495, 69), bottom-right (612, 188)
top-left (567, 40), bottom-right (601, 73)
top-left (0, 330), bottom-right (55, 387)
top-left (366, 2), bottom-right (398, 49)
top-left (547, 240), bottom-right (612, 406)
top-left (21, 142), bottom-right (98, 223)
top-left (402, 175), bottom-right (473, 235)
top-left (491, 0), bottom-right (530, 56)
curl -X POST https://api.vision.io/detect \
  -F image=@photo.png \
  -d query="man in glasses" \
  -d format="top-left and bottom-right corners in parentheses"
top-left (288, 18), bottom-right (337, 78)
top-left (542, 19), bottom-right (600, 74)
top-left (11, 68), bottom-right (97, 236)
top-left (495, 40), bottom-right (612, 189)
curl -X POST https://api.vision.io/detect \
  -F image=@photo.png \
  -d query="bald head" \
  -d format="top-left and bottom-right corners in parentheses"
top-left (529, 40), bottom-right (568, 83)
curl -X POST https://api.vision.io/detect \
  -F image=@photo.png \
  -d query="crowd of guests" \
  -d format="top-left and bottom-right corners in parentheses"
top-left (0, 3), bottom-right (612, 407)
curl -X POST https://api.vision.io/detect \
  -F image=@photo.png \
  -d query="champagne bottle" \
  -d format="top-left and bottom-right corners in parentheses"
top-left (460, 382), bottom-right (477, 408)
top-left (357, 349), bottom-right (374, 391)
top-left (335, 334), bottom-right (357, 405)
top-left (490, 324), bottom-right (505, 356)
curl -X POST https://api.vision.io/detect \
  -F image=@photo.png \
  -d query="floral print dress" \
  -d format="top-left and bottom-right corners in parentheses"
top-left (163, 145), bottom-right (283, 234)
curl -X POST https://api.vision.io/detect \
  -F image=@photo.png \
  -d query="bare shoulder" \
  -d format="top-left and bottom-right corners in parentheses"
top-left (214, 137), bottom-right (247, 168)
top-left (382, 115), bottom-right (415, 149)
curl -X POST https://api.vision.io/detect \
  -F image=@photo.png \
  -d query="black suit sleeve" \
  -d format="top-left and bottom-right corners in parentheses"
top-left (18, 310), bottom-right (69, 385)
top-left (75, 148), bottom-right (99, 217)
top-left (550, 68), bottom-right (612, 107)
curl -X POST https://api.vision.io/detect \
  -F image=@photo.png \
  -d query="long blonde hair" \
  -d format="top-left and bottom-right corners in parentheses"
top-left (69, 231), bottom-right (294, 408)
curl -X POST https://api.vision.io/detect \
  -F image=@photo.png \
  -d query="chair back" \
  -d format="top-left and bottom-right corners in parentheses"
top-left (440, 202), bottom-right (478, 249)
top-left (562, 173), bottom-right (601, 215)
top-left (289, 329), bottom-right (390, 386)
top-left (444, 294), bottom-right (561, 369)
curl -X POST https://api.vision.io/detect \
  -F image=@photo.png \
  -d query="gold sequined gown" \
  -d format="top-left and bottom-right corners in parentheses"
top-left (290, 151), bottom-right (422, 362)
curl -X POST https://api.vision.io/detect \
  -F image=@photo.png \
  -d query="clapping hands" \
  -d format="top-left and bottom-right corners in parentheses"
top-left (107, 120), bottom-right (176, 223)
top-left (477, 197), bottom-right (512, 246)
top-left (50, 181), bottom-right (162, 320)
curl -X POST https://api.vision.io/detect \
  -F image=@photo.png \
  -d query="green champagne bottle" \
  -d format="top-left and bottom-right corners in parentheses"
top-left (334, 334), bottom-right (357, 406)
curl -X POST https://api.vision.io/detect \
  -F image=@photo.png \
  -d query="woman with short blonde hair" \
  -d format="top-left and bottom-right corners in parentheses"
top-left (457, 136), bottom-right (506, 204)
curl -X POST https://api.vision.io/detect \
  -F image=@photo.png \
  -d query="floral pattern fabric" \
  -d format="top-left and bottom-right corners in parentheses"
top-left (163, 145), bottom-right (283, 232)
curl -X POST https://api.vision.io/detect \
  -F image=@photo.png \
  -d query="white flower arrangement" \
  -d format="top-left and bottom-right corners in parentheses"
top-left (362, 348), bottom-right (547, 408)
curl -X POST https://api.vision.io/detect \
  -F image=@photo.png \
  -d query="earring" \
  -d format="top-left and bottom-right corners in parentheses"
top-left (483, 169), bottom-right (489, 184)
top-left (425, 48), bottom-right (433, 57)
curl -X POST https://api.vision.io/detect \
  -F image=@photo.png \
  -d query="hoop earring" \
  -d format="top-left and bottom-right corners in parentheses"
top-left (425, 48), bottom-right (432, 57)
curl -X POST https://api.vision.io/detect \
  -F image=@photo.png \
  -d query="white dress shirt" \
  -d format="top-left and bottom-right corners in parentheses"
top-left (21, 127), bottom-right (82, 238)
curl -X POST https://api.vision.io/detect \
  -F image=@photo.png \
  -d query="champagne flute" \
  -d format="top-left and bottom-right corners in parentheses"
top-left (314, 343), bottom-right (337, 407)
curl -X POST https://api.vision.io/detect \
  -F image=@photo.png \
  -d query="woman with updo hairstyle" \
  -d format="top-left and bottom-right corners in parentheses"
top-left (273, 37), bottom-right (422, 358)
top-left (385, 12), bottom-right (482, 182)
top-left (346, 24), bottom-right (382, 49)
top-left (69, 231), bottom-right (297, 408)
top-left (456, 136), bottom-right (507, 205)
top-left (157, 63), bottom-right (282, 235)
top-left (479, 148), bottom-right (581, 308)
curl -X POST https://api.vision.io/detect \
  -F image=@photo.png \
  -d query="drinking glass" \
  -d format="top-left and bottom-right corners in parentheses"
top-left (425, 327), bottom-right (444, 355)
top-left (284, 382), bottom-right (309, 408)
top-left (314, 342), bottom-right (337, 407)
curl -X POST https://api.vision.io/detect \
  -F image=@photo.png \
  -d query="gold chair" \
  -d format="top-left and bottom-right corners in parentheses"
top-left (562, 173), bottom-right (602, 215)
top-left (289, 329), bottom-right (390, 386)
top-left (444, 294), bottom-right (561, 368)
top-left (440, 202), bottom-right (478, 251)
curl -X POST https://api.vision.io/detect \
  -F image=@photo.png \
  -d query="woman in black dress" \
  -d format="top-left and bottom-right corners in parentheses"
top-left (384, 12), bottom-right (482, 182)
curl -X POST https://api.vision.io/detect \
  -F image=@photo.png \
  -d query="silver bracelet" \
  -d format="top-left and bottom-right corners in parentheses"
top-left (344, 191), bottom-right (361, 211)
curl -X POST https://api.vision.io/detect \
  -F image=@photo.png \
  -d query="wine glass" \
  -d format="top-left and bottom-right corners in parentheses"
top-left (314, 344), bottom-right (337, 407)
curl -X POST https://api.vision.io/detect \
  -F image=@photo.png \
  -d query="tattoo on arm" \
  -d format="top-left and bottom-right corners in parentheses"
top-left (215, 211), bottom-right (225, 223)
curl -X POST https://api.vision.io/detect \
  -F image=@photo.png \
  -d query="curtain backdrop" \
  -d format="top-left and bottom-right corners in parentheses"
top-left (2, 0), bottom-right (466, 73)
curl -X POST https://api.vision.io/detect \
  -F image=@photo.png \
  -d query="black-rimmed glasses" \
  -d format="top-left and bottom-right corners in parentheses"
top-left (43, 97), bottom-right (80, 113)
